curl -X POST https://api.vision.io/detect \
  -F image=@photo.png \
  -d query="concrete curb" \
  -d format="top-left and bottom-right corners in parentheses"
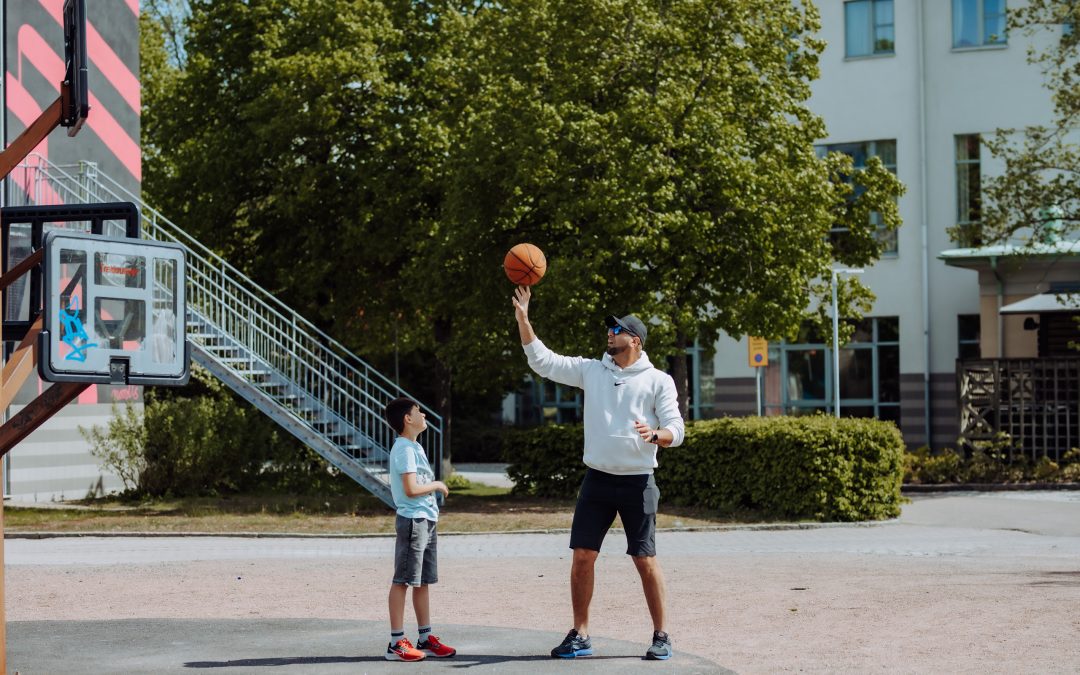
top-left (3, 519), bottom-right (894, 539)
top-left (903, 482), bottom-right (1080, 492)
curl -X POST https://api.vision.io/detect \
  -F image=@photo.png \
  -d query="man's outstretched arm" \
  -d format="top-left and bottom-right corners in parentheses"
top-left (513, 285), bottom-right (537, 345)
top-left (513, 285), bottom-right (585, 389)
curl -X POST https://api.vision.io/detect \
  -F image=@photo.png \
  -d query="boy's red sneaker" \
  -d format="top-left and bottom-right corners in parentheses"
top-left (418, 635), bottom-right (457, 657)
top-left (386, 637), bottom-right (426, 661)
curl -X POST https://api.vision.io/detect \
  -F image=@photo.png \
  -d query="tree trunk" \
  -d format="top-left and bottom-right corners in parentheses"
top-left (671, 331), bottom-right (690, 419)
top-left (433, 317), bottom-right (453, 479)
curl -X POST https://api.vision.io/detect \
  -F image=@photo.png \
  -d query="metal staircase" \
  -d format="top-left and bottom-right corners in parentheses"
top-left (4, 155), bottom-right (442, 507)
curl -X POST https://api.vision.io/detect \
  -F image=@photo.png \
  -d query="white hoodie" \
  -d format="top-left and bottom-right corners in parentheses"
top-left (523, 339), bottom-right (685, 475)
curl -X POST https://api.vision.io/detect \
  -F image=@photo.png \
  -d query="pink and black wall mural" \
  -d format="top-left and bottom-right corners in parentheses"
top-left (4, 0), bottom-right (140, 406)
top-left (5, 0), bottom-right (140, 194)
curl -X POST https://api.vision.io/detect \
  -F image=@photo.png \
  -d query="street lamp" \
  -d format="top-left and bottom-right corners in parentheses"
top-left (831, 267), bottom-right (864, 418)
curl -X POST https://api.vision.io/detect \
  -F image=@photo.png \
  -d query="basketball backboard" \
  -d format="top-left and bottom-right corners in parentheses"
top-left (39, 230), bottom-right (189, 386)
top-left (2, 202), bottom-right (140, 341)
top-left (61, 0), bottom-right (89, 135)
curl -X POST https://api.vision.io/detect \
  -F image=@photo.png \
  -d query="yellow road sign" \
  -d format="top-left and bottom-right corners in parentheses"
top-left (748, 336), bottom-right (768, 367)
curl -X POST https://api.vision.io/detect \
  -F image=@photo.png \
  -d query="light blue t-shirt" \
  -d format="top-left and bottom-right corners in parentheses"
top-left (388, 436), bottom-right (439, 521)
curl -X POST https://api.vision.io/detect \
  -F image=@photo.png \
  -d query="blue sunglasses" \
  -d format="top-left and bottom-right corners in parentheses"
top-left (609, 325), bottom-right (636, 337)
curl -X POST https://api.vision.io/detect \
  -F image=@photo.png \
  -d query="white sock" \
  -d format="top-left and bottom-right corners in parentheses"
top-left (418, 625), bottom-right (432, 644)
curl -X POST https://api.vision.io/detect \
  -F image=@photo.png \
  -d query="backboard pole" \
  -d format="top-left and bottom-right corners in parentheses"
top-left (0, 319), bottom-right (43, 412)
top-left (0, 95), bottom-right (71, 675)
top-left (0, 3), bottom-right (88, 665)
top-left (0, 382), bottom-right (90, 456)
top-left (0, 96), bottom-right (63, 180)
top-left (1, 291), bottom-right (6, 675)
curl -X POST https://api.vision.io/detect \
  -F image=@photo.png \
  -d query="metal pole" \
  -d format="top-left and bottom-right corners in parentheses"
top-left (756, 367), bottom-right (762, 416)
top-left (833, 270), bottom-right (840, 418)
top-left (831, 268), bottom-right (864, 419)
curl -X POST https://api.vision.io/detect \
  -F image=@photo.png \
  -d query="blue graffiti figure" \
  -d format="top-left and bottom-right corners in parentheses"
top-left (59, 295), bottom-right (97, 362)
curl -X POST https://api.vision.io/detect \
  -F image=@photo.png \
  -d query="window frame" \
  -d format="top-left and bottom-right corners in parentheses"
top-left (815, 139), bottom-right (899, 255)
top-left (955, 133), bottom-right (982, 236)
top-left (520, 377), bottom-right (582, 425)
top-left (686, 340), bottom-right (717, 421)
top-left (952, 0), bottom-right (1007, 49)
top-left (764, 317), bottom-right (900, 422)
top-left (958, 314), bottom-right (981, 361)
top-left (844, 0), bottom-right (896, 59)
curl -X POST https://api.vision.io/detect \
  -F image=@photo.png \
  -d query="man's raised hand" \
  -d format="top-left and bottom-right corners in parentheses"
top-left (513, 285), bottom-right (531, 321)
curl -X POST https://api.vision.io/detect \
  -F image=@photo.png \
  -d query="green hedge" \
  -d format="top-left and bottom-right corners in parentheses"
top-left (504, 424), bottom-right (589, 498)
top-left (505, 416), bottom-right (904, 521)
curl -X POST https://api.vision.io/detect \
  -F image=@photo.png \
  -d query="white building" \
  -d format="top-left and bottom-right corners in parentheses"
top-left (710, 0), bottom-right (1068, 449)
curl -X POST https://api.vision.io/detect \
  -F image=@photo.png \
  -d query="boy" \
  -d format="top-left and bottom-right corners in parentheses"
top-left (383, 397), bottom-right (456, 661)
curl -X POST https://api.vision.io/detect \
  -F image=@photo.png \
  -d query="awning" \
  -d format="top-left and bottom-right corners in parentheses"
top-left (999, 293), bottom-right (1080, 314)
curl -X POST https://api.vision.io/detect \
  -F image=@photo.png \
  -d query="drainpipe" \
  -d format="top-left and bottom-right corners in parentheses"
top-left (991, 256), bottom-right (1004, 356)
top-left (917, 0), bottom-right (932, 446)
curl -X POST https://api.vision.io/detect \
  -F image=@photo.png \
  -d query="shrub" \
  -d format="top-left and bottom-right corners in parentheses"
top-left (903, 439), bottom-right (1080, 484)
top-left (444, 473), bottom-right (471, 489)
top-left (504, 424), bottom-right (586, 499)
top-left (82, 365), bottom-right (350, 498)
top-left (138, 394), bottom-right (264, 496)
top-left (452, 415), bottom-right (506, 463)
top-left (82, 403), bottom-right (147, 493)
top-left (505, 415), bottom-right (905, 521)
top-left (1061, 449), bottom-right (1080, 482)
top-left (904, 446), bottom-right (963, 484)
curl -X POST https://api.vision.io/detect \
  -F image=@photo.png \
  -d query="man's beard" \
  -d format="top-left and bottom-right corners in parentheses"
top-left (607, 344), bottom-right (626, 357)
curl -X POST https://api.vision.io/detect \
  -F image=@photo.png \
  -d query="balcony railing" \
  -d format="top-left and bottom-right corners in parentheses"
top-left (958, 357), bottom-right (1080, 461)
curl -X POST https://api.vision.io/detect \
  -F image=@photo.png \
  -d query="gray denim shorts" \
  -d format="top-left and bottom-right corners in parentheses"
top-left (393, 515), bottom-right (438, 586)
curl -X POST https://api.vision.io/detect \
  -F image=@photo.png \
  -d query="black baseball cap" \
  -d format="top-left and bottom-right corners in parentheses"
top-left (605, 314), bottom-right (647, 346)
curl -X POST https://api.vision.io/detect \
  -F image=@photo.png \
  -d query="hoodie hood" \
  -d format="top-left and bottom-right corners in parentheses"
top-left (601, 351), bottom-right (654, 375)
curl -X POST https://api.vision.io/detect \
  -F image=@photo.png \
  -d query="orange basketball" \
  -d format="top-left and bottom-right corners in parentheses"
top-left (503, 243), bottom-right (547, 286)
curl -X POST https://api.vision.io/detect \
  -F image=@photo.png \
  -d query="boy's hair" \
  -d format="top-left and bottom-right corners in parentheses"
top-left (384, 397), bottom-right (419, 435)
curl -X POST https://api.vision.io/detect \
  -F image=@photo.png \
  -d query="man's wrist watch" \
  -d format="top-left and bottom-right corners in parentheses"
top-left (650, 431), bottom-right (659, 443)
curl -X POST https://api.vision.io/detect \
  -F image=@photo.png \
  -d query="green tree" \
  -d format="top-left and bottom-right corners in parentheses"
top-left (144, 0), bottom-right (405, 332)
top-left (140, 12), bottom-right (180, 190)
top-left (144, 0), bottom-right (903, 461)
top-left (142, 0), bottom-right (192, 67)
top-left (391, 0), bottom-right (902, 415)
top-left (980, 1), bottom-right (1080, 244)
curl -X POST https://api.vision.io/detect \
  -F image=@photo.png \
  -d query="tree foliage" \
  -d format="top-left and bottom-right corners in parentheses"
top-left (143, 0), bottom-right (903, 444)
top-left (981, 1), bottom-right (1080, 244)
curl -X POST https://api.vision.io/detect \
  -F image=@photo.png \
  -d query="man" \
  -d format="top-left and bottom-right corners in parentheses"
top-left (512, 285), bottom-right (684, 661)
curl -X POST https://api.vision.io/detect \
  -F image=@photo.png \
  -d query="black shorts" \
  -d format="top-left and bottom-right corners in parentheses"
top-left (569, 469), bottom-right (659, 557)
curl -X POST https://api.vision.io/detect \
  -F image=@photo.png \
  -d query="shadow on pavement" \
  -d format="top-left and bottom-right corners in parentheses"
top-left (12, 618), bottom-right (728, 674)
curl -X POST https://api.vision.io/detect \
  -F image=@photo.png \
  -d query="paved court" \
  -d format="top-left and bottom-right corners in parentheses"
top-left (9, 619), bottom-right (725, 674)
top-left (7, 491), bottom-right (1080, 673)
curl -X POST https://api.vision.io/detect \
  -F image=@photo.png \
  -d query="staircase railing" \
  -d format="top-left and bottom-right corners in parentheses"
top-left (4, 155), bottom-right (442, 506)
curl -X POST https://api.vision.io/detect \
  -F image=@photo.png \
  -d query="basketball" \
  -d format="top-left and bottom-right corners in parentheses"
top-left (503, 243), bottom-right (547, 286)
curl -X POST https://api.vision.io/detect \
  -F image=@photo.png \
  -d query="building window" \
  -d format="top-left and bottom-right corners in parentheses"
top-left (763, 317), bottom-right (900, 424)
top-left (816, 139), bottom-right (898, 255)
top-left (958, 314), bottom-right (981, 360)
top-left (845, 0), bottom-right (895, 57)
top-left (518, 379), bottom-right (582, 425)
top-left (955, 134), bottom-right (982, 245)
top-left (953, 0), bottom-right (1007, 48)
top-left (686, 340), bottom-right (717, 420)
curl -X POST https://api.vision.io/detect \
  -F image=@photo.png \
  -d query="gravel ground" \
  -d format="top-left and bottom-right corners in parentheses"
top-left (7, 492), bottom-right (1080, 673)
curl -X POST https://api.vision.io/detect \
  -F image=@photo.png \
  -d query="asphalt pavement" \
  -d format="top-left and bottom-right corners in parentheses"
top-left (7, 490), bottom-right (1080, 673)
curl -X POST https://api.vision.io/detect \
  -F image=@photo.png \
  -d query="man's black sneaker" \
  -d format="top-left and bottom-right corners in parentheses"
top-left (551, 629), bottom-right (593, 658)
top-left (645, 630), bottom-right (672, 660)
